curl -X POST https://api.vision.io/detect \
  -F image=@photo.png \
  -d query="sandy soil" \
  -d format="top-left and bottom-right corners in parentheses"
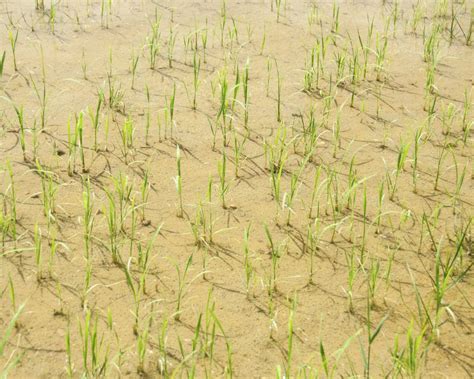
top-left (0, 0), bottom-right (473, 378)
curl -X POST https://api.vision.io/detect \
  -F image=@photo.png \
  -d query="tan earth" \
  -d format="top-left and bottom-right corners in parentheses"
top-left (0, 0), bottom-right (473, 378)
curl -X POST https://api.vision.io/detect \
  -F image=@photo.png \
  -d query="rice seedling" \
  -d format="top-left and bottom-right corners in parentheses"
top-left (128, 195), bottom-right (138, 258)
top-left (429, 223), bottom-right (471, 340)
top-left (104, 190), bottom-right (120, 265)
top-left (137, 225), bottom-right (161, 294)
top-left (232, 130), bottom-right (247, 178)
top-left (425, 62), bottom-right (437, 100)
top-left (367, 258), bottom-right (380, 307)
top-left (190, 200), bottom-right (206, 247)
top-left (331, 1), bottom-right (340, 34)
top-left (228, 18), bottom-right (240, 51)
top-left (106, 75), bottom-right (124, 111)
top-left (82, 176), bottom-right (94, 259)
top-left (80, 258), bottom-right (93, 309)
top-left (81, 49), bottom-right (87, 80)
top-left (89, 93), bottom-right (103, 151)
top-left (130, 50), bottom-right (139, 89)
top-left (424, 25), bottom-right (440, 64)
top-left (307, 4), bottom-right (319, 31)
top-left (434, 142), bottom-right (447, 191)
top-left (167, 24), bottom-right (177, 68)
top-left (66, 117), bottom-right (77, 176)
top-left (5, 162), bottom-right (17, 241)
top-left (308, 165), bottom-right (323, 219)
top-left (78, 309), bottom-right (110, 376)
top-left (34, 222), bottom-right (42, 281)
top-left (462, 118), bottom-right (472, 145)
top-left (35, 159), bottom-right (57, 225)
top-left (388, 139), bottom-right (410, 200)
top-left (157, 318), bottom-right (169, 376)
top-left (167, 83), bottom-right (176, 138)
top-left (182, 33), bottom-right (193, 65)
top-left (7, 274), bottom-right (16, 314)
top-left (242, 224), bottom-right (253, 298)
top-left (344, 248), bottom-right (358, 313)
top-left (260, 25), bottom-right (267, 55)
top-left (391, 320), bottom-right (428, 378)
top-left (375, 180), bottom-right (385, 234)
top-left (285, 294), bottom-right (297, 378)
top-left (0, 51), bottom-right (6, 78)
top-left (318, 331), bottom-right (360, 378)
top-left (264, 224), bottom-right (285, 292)
top-left (410, 127), bottom-right (423, 194)
top-left (136, 319), bottom-right (150, 374)
top-left (465, 7), bottom-right (473, 46)
top-left (31, 46), bottom-right (47, 130)
top-left (49, 0), bottom-right (56, 34)
top-left (217, 150), bottom-right (230, 209)
top-left (65, 323), bottom-right (73, 377)
top-left (75, 111), bottom-right (87, 173)
top-left (120, 117), bottom-right (135, 162)
top-left (35, 0), bottom-right (45, 10)
top-left (14, 105), bottom-right (27, 161)
top-left (8, 29), bottom-right (18, 72)
top-left (362, 301), bottom-right (388, 378)
top-left (450, 154), bottom-right (466, 213)
top-left (270, 160), bottom-right (285, 213)
top-left (123, 257), bottom-right (144, 335)
top-left (198, 24), bottom-right (208, 63)
top-left (46, 227), bottom-right (59, 277)
top-left (332, 108), bottom-right (342, 158)
top-left (174, 253), bottom-right (194, 321)
top-left (334, 48), bottom-right (347, 84)
top-left (360, 184), bottom-right (368, 261)
top-left (359, 16), bottom-right (374, 80)
top-left (220, 0), bottom-right (227, 47)
top-left (283, 157), bottom-right (308, 226)
top-left (276, 59), bottom-right (282, 122)
top-left (216, 69), bottom-right (230, 146)
top-left (192, 52), bottom-right (201, 110)
top-left (174, 145), bottom-right (184, 218)
top-left (461, 88), bottom-right (471, 132)
top-left (349, 49), bottom-right (360, 107)
top-left (275, 0), bottom-right (282, 23)
top-left (242, 58), bottom-right (250, 129)
top-left (144, 85), bottom-right (151, 145)
top-left (391, 0), bottom-right (400, 37)
top-left (0, 303), bottom-right (25, 373)
top-left (0, 205), bottom-right (10, 248)
top-left (374, 32), bottom-right (388, 82)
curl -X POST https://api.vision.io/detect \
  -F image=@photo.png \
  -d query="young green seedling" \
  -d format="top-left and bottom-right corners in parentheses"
top-left (8, 29), bottom-right (18, 72)
top-left (174, 145), bottom-right (184, 217)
